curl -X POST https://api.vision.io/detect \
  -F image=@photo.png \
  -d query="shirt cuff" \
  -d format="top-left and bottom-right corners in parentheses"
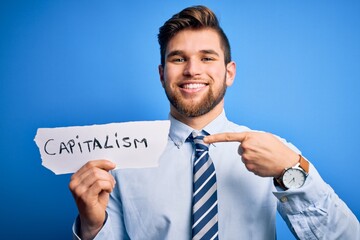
top-left (72, 215), bottom-right (81, 240)
top-left (272, 162), bottom-right (330, 214)
top-left (72, 212), bottom-right (111, 240)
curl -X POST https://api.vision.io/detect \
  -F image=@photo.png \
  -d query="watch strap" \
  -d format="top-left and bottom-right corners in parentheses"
top-left (298, 155), bottom-right (309, 173)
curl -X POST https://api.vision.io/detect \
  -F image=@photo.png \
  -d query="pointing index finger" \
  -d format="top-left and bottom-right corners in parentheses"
top-left (204, 132), bottom-right (248, 144)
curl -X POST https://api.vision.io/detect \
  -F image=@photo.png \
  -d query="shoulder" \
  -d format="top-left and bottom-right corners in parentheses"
top-left (224, 119), bottom-right (252, 133)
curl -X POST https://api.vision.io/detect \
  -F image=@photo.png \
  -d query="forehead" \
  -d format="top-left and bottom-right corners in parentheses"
top-left (166, 28), bottom-right (223, 56)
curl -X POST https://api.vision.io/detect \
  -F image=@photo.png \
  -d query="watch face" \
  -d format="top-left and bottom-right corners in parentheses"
top-left (282, 168), bottom-right (306, 189)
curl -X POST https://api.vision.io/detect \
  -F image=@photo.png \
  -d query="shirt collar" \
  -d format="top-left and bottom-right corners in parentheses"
top-left (168, 110), bottom-right (228, 148)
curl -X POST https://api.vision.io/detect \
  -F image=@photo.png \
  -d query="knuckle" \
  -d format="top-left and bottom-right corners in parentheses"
top-left (225, 134), bottom-right (232, 141)
top-left (71, 185), bottom-right (85, 198)
top-left (240, 142), bottom-right (248, 149)
top-left (93, 180), bottom-right (103, 189)
top-left (245, 164), bottom-right (256, 172)
top-left (89, 167), bottom-right (100, 176)
top-left (93, 180), bottom-right (110, 192)
top-left (86, 161), bottom-right (96, 168)
top-left (241, 152), bottom-right (250, 161)
top-left (68, 180), bottom-right (76, 191)
top-left (92, 170), bottom-right (103, 180)
top-left (70, 174), bottom-right (76, 182)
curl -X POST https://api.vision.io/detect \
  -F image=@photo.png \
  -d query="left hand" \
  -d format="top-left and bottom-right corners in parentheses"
top-left (204, 131), bottom-right (299, 177)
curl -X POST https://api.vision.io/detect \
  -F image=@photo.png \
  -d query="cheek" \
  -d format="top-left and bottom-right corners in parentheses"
top-left (164, 68), bottom-right (179, 84)
top-left (210, 72), bottom-right (227, 87)
top-left (208, 66), bottom-right (226, 79)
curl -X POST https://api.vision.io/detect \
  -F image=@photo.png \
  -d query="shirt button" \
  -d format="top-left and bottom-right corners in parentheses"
top-left (280, 196), bottom-right (288, 203)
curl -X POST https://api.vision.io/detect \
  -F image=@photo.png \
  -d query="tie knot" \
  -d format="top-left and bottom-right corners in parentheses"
top-left (188, 131), bottom-right (209, 151)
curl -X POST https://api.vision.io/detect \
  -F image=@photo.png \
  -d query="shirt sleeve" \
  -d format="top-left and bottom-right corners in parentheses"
top-left (273, 163), bottom-right (360, 239)
top-left (72, 212), bottom-right (121, 240)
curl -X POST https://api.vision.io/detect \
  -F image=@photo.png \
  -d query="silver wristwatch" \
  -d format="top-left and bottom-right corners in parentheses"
top-left (275, 155), bottom-right (309, 190)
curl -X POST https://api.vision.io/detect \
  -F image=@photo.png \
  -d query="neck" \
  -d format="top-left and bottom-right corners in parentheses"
top-left (170, 101), bottom-right (224, 130)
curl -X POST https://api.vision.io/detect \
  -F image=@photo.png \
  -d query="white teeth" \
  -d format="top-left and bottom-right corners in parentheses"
top-left (182, 83), bottom-right (206, 89)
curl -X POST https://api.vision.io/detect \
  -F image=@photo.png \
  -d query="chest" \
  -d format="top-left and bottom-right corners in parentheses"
top-left (112, 142), bottom-right (276, 238)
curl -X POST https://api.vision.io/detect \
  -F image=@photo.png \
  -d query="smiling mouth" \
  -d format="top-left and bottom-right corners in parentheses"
top-left (180, 83), bottom-right (208, 89)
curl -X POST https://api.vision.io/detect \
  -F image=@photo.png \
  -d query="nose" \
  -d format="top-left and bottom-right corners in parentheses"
top-left (183, 59), bottom-right (202, 77)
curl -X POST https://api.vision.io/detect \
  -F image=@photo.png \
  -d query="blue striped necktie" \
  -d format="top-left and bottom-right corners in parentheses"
top-left (188, 131), bottom-right (219, 240)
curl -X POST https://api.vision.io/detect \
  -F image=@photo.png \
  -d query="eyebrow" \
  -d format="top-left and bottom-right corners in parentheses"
top-left (166, 50), bottom-right (184, 59)
top-left (166, 49), bottom-right (220, 59)
top-left (200, 49), bottom-right (220, 56)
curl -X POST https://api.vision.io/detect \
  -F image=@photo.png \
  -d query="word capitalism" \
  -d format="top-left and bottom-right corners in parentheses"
top-left (44, 133), bottom-right (148, 155)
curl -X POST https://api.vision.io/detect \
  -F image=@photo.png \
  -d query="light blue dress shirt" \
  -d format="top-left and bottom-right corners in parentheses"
top-left (73, 111), bottom-right (359, 239)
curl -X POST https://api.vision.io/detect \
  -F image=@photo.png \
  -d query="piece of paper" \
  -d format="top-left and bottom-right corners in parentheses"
top-left (34, 120), bottom-right (170, 175)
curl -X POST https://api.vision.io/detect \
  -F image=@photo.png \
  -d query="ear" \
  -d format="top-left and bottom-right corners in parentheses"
top-left (225, 61), bottom-right (236, 87)
top-left (158, 64), bottom-right (165, 88)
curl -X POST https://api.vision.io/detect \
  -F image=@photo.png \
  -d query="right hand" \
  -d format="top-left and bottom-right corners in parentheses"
top-left (69, 160), bottom-right (116, 240)
top-left (204, 131), bottom-right (298, 178)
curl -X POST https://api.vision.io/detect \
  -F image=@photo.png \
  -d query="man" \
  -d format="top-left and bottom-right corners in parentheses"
top-left (70, 5), bottom-right (359, 239)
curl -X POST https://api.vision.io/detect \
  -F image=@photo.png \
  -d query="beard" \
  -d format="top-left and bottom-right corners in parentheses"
top-left (164, 75), bottom-right (227, 118)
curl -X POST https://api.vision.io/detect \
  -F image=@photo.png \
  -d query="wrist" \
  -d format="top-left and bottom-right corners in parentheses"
top-left (79, 212), bottom-right (107, 240)
top-left (80, 224), bottom-right (102, 240)
top-left (274, 151), bottom-right (299, 179)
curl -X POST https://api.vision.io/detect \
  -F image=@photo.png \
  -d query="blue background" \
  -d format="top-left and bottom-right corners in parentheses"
top-left (1, 0), bottom-right (359, 239)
